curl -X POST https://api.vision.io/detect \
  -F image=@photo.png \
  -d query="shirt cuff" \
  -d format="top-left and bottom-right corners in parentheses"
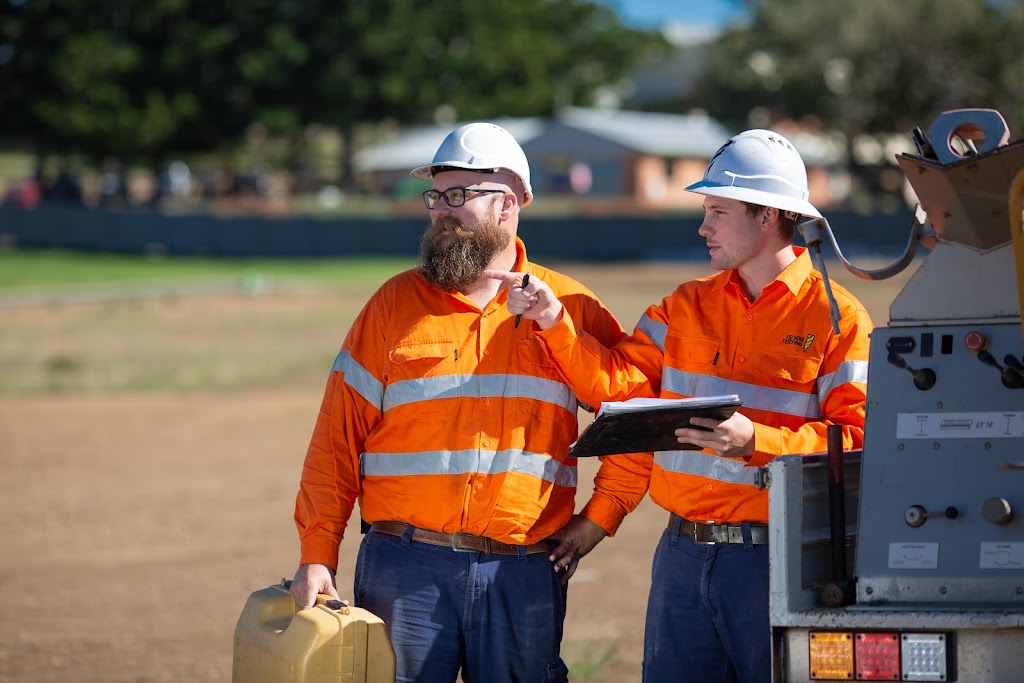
top-left (580, 497), bottom-right (628, 537)
top-left (299, 535), bottom-right (341, 570)
top-left (747, 422), bottom-right (780, 467)
top-left (535, 309), bottom-right (579, 352)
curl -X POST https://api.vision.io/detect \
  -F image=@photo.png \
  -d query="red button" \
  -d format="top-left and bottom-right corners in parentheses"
top-left (964, 331), bottom-right (987, 353)
top-left (484, 399), bottom-right (491, 406)
top-left (746, 314), bottom-right (753, 321)
top-left (738, 356), bottom-right (746, 363)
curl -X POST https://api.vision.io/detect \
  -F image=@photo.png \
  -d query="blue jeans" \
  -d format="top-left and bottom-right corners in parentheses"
top-left (354, 527), bottom-right (570, 683)
top-left (642, 525), bottom-right (771, 683)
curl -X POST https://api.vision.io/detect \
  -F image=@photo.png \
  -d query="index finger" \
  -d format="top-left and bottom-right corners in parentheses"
top-left (481, 269), bottom-right (528, 287)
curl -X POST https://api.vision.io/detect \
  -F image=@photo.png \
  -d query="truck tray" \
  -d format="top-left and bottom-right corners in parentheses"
top-left (233, 581), bottom-right (395, 683)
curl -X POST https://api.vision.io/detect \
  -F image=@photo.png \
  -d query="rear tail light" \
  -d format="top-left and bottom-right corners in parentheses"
top-left (809, 631), bottom-right (854, 680)
top-left (808, 631), bottom-right (949, 681)
top-left (854, 632), bottom-right (900, 680)
top-left (901, 633), bottom-right (948, 681)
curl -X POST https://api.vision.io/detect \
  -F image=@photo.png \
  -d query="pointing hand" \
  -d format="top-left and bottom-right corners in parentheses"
top-left (482, 270), bottom-right (564, 329)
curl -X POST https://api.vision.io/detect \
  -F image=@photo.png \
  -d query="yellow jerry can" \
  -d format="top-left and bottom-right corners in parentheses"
top-left (233, 580), bottom-right (396, 683)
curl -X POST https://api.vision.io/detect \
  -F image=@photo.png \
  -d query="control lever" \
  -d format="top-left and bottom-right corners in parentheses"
top-left (886, 352), bottom-right (937, 390)
top-left (1003, 355), bottom-right (1024, 386)
top-left (905, 505), bottom-right (959, 528)
top-left (977, 350), bottom-right (1024, 388)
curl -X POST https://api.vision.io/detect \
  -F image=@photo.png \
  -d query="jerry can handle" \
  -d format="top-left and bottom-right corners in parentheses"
top-left (315, 594), bottom-right (351, 614)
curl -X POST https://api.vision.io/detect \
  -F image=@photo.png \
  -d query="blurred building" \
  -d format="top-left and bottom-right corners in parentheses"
top-left (355, 106), bottom-right (844, 215)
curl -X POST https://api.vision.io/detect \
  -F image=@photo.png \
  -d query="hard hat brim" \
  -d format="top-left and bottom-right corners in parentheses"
top-left (410, 161), bottom-right (497, 181)
top-left (685, 180), bottom-right (822, 218)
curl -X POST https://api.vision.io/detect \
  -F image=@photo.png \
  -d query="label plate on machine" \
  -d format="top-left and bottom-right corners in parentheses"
top-left (896, 411), bottom-right (1024, 439)
top-left (979, 543), bottom-right (1024, 569)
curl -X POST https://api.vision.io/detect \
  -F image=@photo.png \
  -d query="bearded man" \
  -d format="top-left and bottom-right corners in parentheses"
top-left (288, 122), bottom-right (625, 683)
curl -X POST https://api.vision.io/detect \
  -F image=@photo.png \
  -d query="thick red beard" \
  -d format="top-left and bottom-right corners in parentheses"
top-left (418, 214), bottom-right (510, 291)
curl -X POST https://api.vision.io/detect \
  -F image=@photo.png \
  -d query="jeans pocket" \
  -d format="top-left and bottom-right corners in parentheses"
top-left (353, 532), bottom-right (380, 605)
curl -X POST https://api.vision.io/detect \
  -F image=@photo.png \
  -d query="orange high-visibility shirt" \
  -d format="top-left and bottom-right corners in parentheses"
top-left (536, 248), bottom-right (873, 531)
top-left (295, 239), bottom-right (626, 569)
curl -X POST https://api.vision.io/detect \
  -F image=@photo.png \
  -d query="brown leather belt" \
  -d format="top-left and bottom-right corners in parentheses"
top-left (369, 521), bottom-right (550, 556)
top-left (668, 513), bottom-right (769, 545)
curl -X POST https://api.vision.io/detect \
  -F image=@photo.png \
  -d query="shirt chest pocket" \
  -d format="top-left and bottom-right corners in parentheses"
top-left (386, 341), bottom-right (456, 416)
top-left (665, 334), bottom-right (721, 372)
top-left (758, 350), bottom-right (822, 387)
top-left (388, 341), bottom-right (454, 387)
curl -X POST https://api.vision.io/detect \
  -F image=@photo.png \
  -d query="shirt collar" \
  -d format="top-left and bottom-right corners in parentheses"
top-left (709, 246), bottom-right (811, 296)
top-left (512, 236), bottom-right (529, 272)
top-left (776, 246), bottom-right (811, 296)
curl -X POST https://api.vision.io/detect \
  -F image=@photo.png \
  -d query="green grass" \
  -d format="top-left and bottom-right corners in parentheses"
top-left (0, 249), bottom-right (415, 290)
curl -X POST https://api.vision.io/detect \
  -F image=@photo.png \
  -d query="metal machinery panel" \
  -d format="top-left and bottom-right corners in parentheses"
top-left (854, 322), bottom-right (1024, 605)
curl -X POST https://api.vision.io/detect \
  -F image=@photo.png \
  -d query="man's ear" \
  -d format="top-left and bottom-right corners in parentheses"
top-left (760, 206), bottom-right (779, 230)
top-left (499, 191), bottom-right (518, 219)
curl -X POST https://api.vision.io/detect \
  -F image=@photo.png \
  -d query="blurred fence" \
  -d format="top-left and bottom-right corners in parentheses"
top-left (0, 204), bottom-right (917, 261)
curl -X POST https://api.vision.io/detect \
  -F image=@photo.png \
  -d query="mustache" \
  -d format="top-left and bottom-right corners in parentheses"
top-left (428, 214), bottom-right (470, 239)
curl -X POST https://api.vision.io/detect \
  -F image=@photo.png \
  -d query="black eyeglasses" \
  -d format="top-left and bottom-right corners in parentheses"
top-left (422, 187), bottom-right (505, 209)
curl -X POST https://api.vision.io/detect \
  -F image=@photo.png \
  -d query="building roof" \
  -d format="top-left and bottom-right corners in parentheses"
top-left (555, 106), bottom-right (731, 157)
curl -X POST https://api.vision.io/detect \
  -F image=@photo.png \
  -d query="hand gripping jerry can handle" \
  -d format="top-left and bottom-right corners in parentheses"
top-left (232, 580), bottom-right (396, 683)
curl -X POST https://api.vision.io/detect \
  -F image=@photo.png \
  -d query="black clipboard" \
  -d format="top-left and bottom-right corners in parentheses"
top-left (568, 394), bottom-right (742, 457)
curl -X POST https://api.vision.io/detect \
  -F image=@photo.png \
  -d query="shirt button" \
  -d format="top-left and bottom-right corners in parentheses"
top-left (483, 440), bottom-right (490, 447)
top-left (484, 399), bottom-right (491, 406)
top-left (739, 356), bottom-right (746, 363)
top-left (707, 483), bottom-right (714, 491)
top-left (475, 482), bottom-right (484, 490)
top-left (484, 349), bottom-right (491, 356)
top-left (746, 314), bottom-right (753, 321)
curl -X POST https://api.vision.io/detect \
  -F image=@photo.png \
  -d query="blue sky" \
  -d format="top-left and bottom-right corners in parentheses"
top-left (597, 0), bottom-right (748, 29)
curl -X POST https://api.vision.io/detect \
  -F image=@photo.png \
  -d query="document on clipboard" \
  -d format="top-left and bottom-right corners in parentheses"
top-left (568, 394), bottom-right (742, 457)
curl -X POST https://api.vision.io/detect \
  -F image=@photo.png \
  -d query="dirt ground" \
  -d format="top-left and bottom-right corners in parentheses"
top-left (0, 392), bottom-right (666, 682)
top-left (0, 258), bottom-right (910, 682)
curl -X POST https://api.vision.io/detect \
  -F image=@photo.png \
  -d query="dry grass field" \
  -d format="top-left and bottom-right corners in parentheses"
top-left (0, 256), bottom-right (914, 682)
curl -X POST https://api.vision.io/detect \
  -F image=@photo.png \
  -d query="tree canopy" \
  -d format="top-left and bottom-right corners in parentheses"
top-left (0, 0), bottom-right (668, 183)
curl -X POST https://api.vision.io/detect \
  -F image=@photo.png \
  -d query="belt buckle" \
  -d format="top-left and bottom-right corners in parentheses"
top-left (692, 522), bottom-right (717, 545)
top-left (450, 533), bottom-right (477, 553)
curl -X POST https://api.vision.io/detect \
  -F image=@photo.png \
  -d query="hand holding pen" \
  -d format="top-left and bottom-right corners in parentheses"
top-left (481, 269), bottom-right (564, 330)
top-left (514, 274), bottom-right (529, 328)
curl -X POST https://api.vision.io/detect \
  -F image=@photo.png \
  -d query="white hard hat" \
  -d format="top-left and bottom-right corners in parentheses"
top-left (686, 129), bottom-right (821, 218)
top-left (411, 122), bottom-right (533, 207)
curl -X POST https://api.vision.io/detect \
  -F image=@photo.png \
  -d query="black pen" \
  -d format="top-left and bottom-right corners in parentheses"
top-left (514, 273), bottom-right (530, 329)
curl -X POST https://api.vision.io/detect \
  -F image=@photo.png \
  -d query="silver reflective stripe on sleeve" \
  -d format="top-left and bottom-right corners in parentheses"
top-left (360, 448), bottom-right (578, 487)
top-left (655, 450), bottom-right (760, 487)
top-left (637, 314), bottom-right (667, 352)
top-left (333, 350), bottom-right (384, 410)
top-left (816, 359), bottom-right (868, 400)
top-left (662, 367), bottom-right (821, 419)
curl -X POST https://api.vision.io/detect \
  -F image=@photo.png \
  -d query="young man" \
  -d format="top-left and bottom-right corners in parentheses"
top-left (487, 129), bottom-right (873, 683)
top-left (289, 122), bottom-right (625, 682)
